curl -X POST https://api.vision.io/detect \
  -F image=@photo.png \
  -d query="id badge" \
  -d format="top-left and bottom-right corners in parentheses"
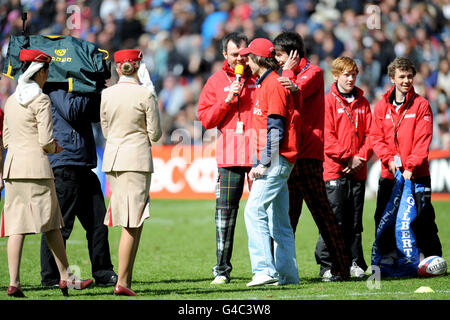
top-left (236, 121), bottom-right (244, 134)
top-left (394, 154), bottom-right (402, 167)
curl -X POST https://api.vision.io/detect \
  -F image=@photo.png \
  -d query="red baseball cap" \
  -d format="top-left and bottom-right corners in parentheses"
top-left (114, 49), bottom-right (143, 63)
top-left (239, 38), bottom-right (275, 58)
top-left (19, 49), bottom-right (52, 63)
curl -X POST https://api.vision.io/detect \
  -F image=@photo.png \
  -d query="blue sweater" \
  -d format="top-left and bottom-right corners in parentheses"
top-left (46, 89), bottom-right (100, 169)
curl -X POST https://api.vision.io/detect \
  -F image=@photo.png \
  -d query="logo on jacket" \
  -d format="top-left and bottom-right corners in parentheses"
top-left (55, 49), bottom-right (67, 56)
top-left (52, 49), bottom-right (72, 63)
top-left (253, 100), bottom-right (262, 115)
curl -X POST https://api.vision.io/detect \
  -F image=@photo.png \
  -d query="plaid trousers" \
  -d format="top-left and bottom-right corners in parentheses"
top-left (213, 166), bottom-right (251, 278)
top-left (288, 158), bottom-right (351, 279)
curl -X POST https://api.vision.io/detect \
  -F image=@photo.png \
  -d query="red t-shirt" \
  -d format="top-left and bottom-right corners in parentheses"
top-left (252, 71), bottom-right (300, 163)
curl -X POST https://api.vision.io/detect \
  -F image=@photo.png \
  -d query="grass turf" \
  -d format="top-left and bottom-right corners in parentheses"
top-left (0, 199), bottom-right (448, 301)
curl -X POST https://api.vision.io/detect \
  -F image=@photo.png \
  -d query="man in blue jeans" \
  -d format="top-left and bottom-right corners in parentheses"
top-left (40, 85), bottom-right (117, 287)
top-left (240, 38), bottom-right (301, 286)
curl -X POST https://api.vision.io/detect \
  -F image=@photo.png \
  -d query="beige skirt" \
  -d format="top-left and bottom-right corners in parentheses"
top-left (1, 179), bottom-right (63, 237)
top-left (105, 171), bottom-right (151, 228)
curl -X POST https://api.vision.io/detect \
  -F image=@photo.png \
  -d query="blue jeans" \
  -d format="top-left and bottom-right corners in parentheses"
top-left (244, 155), bottom-right (299, 284)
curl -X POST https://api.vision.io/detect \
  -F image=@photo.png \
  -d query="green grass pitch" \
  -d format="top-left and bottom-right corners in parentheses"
top-left (0, 199), bottom-right (448, 301)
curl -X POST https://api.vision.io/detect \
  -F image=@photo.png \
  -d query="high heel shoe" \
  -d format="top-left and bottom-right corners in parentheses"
top-left (7, 286), bottom-right (26, 298)
top-left (114, 285), bottom-right (140, 296)
top-left (59, 278), bottom-right (93, 296)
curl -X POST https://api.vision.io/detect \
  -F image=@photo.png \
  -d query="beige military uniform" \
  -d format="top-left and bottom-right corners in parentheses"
top-left (101, 77), bottom-right (161, 228)
top-left (1, 93), bottom-right (63, 237)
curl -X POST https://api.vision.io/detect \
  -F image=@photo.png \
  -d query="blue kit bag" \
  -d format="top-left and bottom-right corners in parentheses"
top-left (371, 170), bottom-right (420, 277)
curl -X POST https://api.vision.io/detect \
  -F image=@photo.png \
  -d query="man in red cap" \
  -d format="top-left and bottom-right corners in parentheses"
top-left (240, 38), bottom-right (301, 287)
top-left (197, 32), bottom-right (257, 285)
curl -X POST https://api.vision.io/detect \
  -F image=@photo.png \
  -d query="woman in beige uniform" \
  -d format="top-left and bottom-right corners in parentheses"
top-left (1, 49), bottom-right (93, 297)
top-left (101, 49), bottom-right (161, 296)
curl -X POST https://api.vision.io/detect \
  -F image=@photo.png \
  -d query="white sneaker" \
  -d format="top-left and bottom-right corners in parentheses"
top-left (211, 275), bottom-right (230, 285)
top-left (246, 274), bottom-right (278, 287)
top-left (321, 269), bottom-right (333, 282)
top-left (350, 262), bottom-right (366, 278)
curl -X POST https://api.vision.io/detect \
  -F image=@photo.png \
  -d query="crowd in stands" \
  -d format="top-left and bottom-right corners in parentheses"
top-left (0, 0), bottom-right (449, 149)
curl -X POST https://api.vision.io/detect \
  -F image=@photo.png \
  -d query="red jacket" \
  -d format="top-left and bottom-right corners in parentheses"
top-left (323, 82), bottom-right (373, 181)
top-left (0, 107), bottom-right (3, 136)
top-left (370, 86), bottom-right (433, 179)
top-left (282, 58), bottom-right (324, 161)
top-left (197, 61), bottom-right (257, 167)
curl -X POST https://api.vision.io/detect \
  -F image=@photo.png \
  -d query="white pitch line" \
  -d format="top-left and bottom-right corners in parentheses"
top-left (273, 289), bottom-right (450, 299)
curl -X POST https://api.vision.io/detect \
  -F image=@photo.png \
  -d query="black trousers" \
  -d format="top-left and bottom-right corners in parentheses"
top-left (40, 166), bottom-right (114, 285)
top-left (315, 176), bottom-right (367, 274)
top-left (374, 176), bottom-right (442, 258)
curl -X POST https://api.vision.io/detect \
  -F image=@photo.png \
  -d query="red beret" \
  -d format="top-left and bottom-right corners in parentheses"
top-left (19, 49), bottom-right (52, 63)
top-left (114, 49), bottom-right (143, 63)
top-left (239, 38), bottom-right (275, 58)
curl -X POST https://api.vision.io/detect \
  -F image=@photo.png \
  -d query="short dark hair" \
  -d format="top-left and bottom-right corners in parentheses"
top-left (249, 53), bottom-right (280, 71)
top-left (387, 57), bottom-right (417, 78)
top-left (273, 31), bottom-right (305, 59)
top-left (222, 32), bottom-right (249, 53)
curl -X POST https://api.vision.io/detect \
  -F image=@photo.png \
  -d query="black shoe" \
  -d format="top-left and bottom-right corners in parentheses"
top-left (41, 280), bottom-right (60, 287)
top-left (322, 274), bottom-right (342, 282)
top-left (95, 273), bottom-right (118, 286)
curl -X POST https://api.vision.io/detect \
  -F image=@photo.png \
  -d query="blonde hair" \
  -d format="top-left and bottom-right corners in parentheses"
top-left (331, 56), bottom-right (359, 77)
top-left (119, 61), bottom-right (139, 75)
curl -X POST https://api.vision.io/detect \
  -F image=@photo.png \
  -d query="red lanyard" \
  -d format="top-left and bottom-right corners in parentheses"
top-left (332, 92), bottom-right (359, 138)
top-left (388, 93), bottom-right (416, 152)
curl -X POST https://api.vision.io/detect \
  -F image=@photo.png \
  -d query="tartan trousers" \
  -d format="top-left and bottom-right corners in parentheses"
top-left (288, 158), bottom-right (351, 279)
top-left (213, 166), bottom-right (252, 278)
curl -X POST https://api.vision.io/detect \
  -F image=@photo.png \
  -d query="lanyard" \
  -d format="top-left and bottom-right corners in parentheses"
top-left (298, 61), bottom-right (310, 74)
top-left (388, 93), bottom-right (416, 152)
top-left (256, 69), bottom-right (272, 85)
top-left (332, 92), bottom-right (359, 138)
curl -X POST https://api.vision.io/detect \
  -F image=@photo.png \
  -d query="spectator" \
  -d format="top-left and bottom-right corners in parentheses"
top-left (118, 7), bottom-right (143, 48)
top-left (437, 58), bottom-right (450, 97)
top-left (358, 48), bottom-right (382, 89)
top-left (0, 0), bottom-right (448, 152)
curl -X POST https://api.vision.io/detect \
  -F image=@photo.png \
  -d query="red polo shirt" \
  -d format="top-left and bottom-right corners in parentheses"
top-left (252, 71), bottom-right (300, 163)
